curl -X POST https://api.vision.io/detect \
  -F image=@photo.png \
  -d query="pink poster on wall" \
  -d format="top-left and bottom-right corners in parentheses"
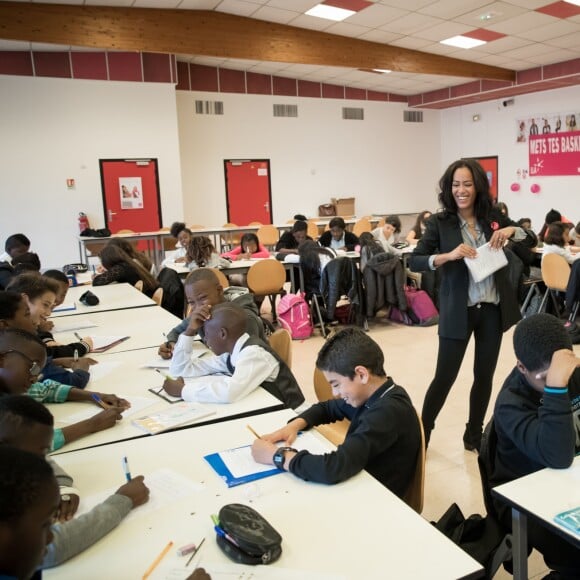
top-left (529, 131), bottom-right (580, 176)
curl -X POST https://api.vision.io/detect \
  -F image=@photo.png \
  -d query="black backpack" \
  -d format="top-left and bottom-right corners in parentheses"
top-left (156, 268), bottom-right (185, 318)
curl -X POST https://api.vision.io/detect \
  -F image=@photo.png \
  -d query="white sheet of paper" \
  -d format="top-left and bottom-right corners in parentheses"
top-left (220, 432), bottom-right (333, 480)
top-left (463, 243), bottom-right (508, 283)
top-left (77, 468), bottom-right (203, 523)
top-left (60, 395), bottom-right (156, 424)
top-left (220, 446), bottom-right (275, 479)
top-left (52, 319), bottom-right (98, 333)
top-left (86, 360), bottom-right (122, 382)
top-left (142, 358), bottom-right (172, 369)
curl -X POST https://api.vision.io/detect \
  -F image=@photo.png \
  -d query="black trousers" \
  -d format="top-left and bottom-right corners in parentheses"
top-left (422, 303), bottom-right (503, 437)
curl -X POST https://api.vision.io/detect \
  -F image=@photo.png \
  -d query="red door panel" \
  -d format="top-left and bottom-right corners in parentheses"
top-left (225, 160), bottom-right (272, 225)
top-left (100, 159), bottom-right (162, 233)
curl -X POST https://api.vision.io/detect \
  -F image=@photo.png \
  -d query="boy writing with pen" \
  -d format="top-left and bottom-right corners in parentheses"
top-left (251, 328), bottom-right (421, 498)
top-left (0, 328), bottom-right (129, 451)
top-left (0, 394), bottom-right (150, 570)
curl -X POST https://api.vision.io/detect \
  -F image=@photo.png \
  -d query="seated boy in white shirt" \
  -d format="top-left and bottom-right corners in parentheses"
top-left (164, 302), bottom-right (305, 409)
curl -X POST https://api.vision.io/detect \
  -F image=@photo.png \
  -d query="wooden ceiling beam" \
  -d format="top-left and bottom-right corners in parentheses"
top-left (0, 2), bottom-right (515, 82)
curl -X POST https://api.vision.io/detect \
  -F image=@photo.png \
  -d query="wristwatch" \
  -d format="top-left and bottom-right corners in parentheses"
top-left (272, 446), bottom-right (297, 470)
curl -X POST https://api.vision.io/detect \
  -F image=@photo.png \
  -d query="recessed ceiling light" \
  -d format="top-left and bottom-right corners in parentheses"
top-left (372, 69), bottom-right (392, 74)
top-left (440, 35), bottom-right (487, 49)
top-left (305, 4), bottom-right (356, 22)
top-left (564, 0), bottom-right (580, 6)
top-left (479, 11), bottom-right (500, 21)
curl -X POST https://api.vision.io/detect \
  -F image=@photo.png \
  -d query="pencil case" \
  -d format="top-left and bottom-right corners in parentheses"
top-left (216, 503), bottom-right (282, 565)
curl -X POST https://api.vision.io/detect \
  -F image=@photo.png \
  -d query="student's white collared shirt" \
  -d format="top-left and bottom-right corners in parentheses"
top-left (170, 332), bottom-right (279, 403)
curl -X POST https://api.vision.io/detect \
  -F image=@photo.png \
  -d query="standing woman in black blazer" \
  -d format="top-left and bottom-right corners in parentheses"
top-left (410, 159), bottom-right (527, 451)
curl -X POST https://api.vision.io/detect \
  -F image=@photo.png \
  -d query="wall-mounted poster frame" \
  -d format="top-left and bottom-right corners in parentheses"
top-left (462, 156), bottom-right (498, 204)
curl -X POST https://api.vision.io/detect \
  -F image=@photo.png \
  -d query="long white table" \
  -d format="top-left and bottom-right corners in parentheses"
top-left (48, 347), bottom-right (285, 455)
top-left (51, 283), bottom-right (155, 318)
top-left (492, 456), bottom-right (580, 580)
top-left (45, 410), bottom-right (483, 579)
top-left (51, 305), bottom-right (181, 354)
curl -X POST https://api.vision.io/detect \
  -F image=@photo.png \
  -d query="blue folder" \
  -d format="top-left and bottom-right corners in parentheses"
top-left (204, 445), bottom-right (282, 488)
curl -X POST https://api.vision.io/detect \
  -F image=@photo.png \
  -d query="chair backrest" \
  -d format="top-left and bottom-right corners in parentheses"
top-left (116, 229), bottom-right (135, 234)
top-left (157, 267), bottom-right (185, 317)
top-left (247, 260), bottom-right (286, 295)
top-left (403, 407), bottom-right (426, 514)
top-left (313, 367), bottom-right (335, 401)
top-left (162, 236), bottom-right (178, 251)
top-left (151, 287), bottom-right (164, 306)
top-left (312, 367), bottom-right (350, 446)
top-left (189, 224), bottom-right (205, 230)
top-left (221, 223), bottom-right (242, 248)
top-left (134, 280), bottom-right (144, 292)
top-left (256, 224), bottom-right (279, 249)
top-left (248, 221), bottom-right (263, 226)
top-left (158, 227), bottom-right (170, 232)
top-left (268, 328), bottom-right (292, 368)
top-left (306, 220), bottom-right (320, 239)
top-left (85, 240), bottom-right (107, 256)
top-left (375, 217), bottom-right (385, 228)
top-left (353, 217), bottom-right (372, 237)
top-left (207, 267), bottom-right (229, 289)
top-left (541, 253), bottom-right (570, 291)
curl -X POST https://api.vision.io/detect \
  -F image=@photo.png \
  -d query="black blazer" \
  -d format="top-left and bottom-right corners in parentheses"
top-left (409, 212), bottom-right (523, 340)
top-left (318, 230), bottom-right (359, 251)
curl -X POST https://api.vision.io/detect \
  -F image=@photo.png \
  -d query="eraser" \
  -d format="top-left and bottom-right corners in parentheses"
top-left (177, 543), bottom-right (197, 557)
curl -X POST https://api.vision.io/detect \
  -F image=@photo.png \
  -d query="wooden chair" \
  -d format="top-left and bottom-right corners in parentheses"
top-left (248, 221), bottom-right (263, 226)
top-left (306, 220), bottom-right (319, 239)
top-left (116, 229), bottom-right (135, 234)
top-left (221, 223), bottom-right (242, 251)
top-left (353, 217), bottom-right (372, 237)
top-left (158, 227), bottom-right (170, 232)
top-left (312, 367), bottom-right (350, 446)
top-left (246, 260), bottom-right (286, 322)
top-left (256, 224), bottom-right (279, 250)
top-left (152, 287), bottom-right (164, 306)
top-left (268, 328), bottom-right (292, 368)
top-left (189, 224), bottom-right (205, 230)
top-left (375, 217), bottom-right (385, 228)
top-left (207, 267), bottom-right (229, 289)
top-left (539, 253), bottom-right (570, 316)
top-left (134, 280), bottom-right (144, 292)
top-left (162, 236), bottom-right (178, 251)
top-left (84, 240), bottom-right (107, 257)
top-left (403, 408), bottom-right (426, 514)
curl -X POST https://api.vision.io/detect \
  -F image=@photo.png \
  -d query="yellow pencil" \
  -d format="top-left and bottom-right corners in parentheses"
top-left (142, 540), bottom-right (173, 579)
top-left (246, 424), bottom-right (261, 439)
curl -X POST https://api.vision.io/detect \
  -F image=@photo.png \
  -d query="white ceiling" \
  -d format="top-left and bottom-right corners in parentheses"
top-left (2, 0), bottom-right (580, 95)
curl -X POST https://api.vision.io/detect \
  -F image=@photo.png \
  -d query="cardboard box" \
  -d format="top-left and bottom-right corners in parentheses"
top-left (332, 197), bottom-right (355, 217)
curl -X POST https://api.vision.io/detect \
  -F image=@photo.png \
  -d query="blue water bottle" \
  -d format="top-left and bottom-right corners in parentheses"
top-left (66, 270), bottom-right (78, 287)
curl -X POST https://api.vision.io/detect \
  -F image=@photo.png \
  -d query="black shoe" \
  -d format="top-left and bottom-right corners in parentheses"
top-left (463, 423), bottom-right (482, 452)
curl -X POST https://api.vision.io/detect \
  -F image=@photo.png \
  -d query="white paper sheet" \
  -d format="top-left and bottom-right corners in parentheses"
top-left (463, 243), bottom-right (508, 283)
top-left (86, 360), bottom-right (122, 382)
top-left (52, 319), bottom-right (98, 333)
top-left (77, 468), bottom-right (204, 523)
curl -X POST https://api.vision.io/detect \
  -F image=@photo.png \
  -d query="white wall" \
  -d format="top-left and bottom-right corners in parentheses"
top-left (441, 84), bottom-right (580, 230)
top-left (176, 91), bottom-right (442, 226)
top-left (0, 75), bottom-right (183, 269)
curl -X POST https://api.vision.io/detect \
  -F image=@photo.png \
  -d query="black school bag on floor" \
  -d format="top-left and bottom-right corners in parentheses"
top-left (216, 503), bottom-right (282, 565)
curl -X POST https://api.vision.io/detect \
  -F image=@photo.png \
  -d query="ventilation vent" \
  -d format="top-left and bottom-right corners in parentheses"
top-left (273, 104), bottom-right (298, 117)
top-left (342, 107), bottom-right (364, 120)
top-left (195, 100), bottom-right (224, 115)
top-left (404, 110), bottom-right (423, 123)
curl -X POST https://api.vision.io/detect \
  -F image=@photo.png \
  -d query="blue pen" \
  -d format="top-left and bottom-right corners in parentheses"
top-left (214, 525), bottom-right (239, 547)
top-left (122, 456), bottom-right (132, 482)
top-left (91, 393), bottom-right (108, 410)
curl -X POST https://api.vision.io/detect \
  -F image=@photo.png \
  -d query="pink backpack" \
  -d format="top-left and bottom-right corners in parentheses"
top-left (405, 286), bottom-right (439, 326)
top-left (276, 292), bottom-right (313, 339)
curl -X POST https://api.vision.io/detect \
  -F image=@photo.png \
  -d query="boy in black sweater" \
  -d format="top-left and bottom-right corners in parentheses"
top-left (251, 327), bottom-right (421, 498)
top-left (491, 313), bottom-right (580, 578)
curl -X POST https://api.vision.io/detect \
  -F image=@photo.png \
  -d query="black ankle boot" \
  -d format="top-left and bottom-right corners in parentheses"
top-left (463, 423), bottom-right (482, 452)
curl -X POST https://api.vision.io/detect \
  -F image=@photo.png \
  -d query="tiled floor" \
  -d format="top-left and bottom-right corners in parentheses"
top-left (276, 312), bottom-right (580, 579)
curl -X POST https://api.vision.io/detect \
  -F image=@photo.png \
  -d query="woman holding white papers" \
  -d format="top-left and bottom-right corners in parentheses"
top-left (410, 159), bottom-right (531, 452)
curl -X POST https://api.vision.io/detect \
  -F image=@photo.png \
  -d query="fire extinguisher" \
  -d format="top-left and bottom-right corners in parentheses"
top-left (78, 212), bottom-right (90, 233)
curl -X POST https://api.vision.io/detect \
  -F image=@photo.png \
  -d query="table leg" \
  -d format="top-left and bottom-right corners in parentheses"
top-left (289, 265), bottom-right (296, 293)
top-left (512, 508), bottom-right (528, 580)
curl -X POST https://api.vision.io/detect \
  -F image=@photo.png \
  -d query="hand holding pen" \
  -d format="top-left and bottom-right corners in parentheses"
top-left (91, 392), bottom-right (131, 410)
